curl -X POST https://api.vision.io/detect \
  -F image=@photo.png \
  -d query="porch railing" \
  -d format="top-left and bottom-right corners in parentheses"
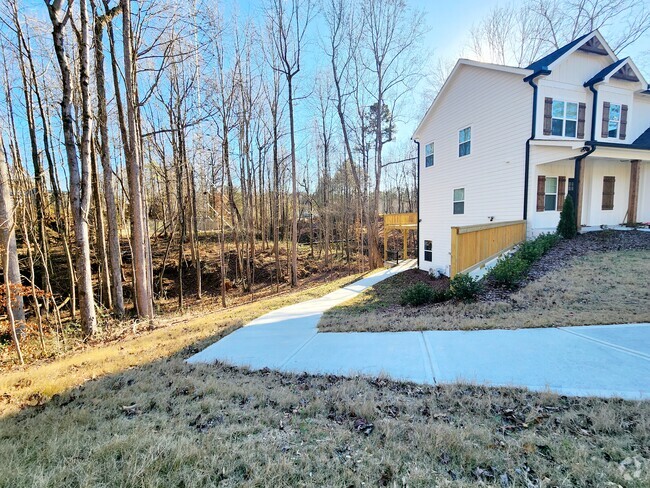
top-left (450, 220), bottom-right (527, 277)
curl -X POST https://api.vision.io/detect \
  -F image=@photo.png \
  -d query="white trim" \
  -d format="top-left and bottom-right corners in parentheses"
top-left (424, 141), bottom-right (434, 167)
top-left (597, 57), bottom-right (648, 88)
top-left (452, 187), bottom-right (465, 215)
top-left (547, 30), bottom-right (617, 70)
top-left (543, 176), bottom-right (558, 211)
top-left (550, 99), bottom-right (579, 138)
top-left (458, 126), bottom-right (471, 158)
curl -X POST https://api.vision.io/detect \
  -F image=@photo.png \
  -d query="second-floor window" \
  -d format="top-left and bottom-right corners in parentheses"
top-left (608, 104), bottom-right (621, 138)
top-left (425, 142), bottom-right (434, 167)
top-left (458, 127), bottom-right (471, 157)
top-left (552, 100), bottom-right (578, 137)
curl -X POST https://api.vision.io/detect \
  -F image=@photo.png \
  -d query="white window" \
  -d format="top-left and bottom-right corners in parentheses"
top-left (551, 100), bottom-right (578, 137)
top-left (458, 127), bottom-right (471, 157)
top-left (608, 104), bottom-right (621, 138)
top-left (544, 177), bottom-right (557, 211)
top-left (424, 240), bottom-right (432, 262)
top-left (425, 142), bottom-right (434, 167)
top-left (453, 188), bottom-right (465, 215)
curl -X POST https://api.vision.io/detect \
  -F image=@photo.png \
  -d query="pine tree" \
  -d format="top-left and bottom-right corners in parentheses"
top-left (557, 194), bottom-right (577, 239)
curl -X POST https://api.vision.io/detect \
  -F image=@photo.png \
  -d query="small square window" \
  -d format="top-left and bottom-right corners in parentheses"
top-left (458, 127), bottom-right (471, 157)
top-left (453, 188), bottom-right (465, 215)
top-left (425, 142), bottom-right (434, 167)
top-left (424, 240), bottom-right (432, 262)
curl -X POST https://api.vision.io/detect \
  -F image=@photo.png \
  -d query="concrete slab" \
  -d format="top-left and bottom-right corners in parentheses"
top-left (189, 258), bottom-right (650, 400)
top-left (282, 331), bottom-right (435, 384)
top-left (559, 323), bottom-right (650, 358)
top-left (423, 328), bottom-right (650, 399)
top-left (186, 318), bottom-right (317, 369)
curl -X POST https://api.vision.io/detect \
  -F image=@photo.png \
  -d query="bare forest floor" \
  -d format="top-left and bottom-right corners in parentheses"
top-left (0, 268), bottom-right (648, 487)
top-left (320, 231), bottom-right (650, 333)
top-left (1, 228), bottom-right (366, 369)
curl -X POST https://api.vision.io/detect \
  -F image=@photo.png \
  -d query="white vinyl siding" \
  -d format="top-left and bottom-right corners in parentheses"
top-left (415, 64), bottom-right (532, 274)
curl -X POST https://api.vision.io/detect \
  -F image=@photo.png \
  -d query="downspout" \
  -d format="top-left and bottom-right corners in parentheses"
top-left (413, 138), bottom-right (420, 268)
top-left (523, 69), bottom-right (551, 221)
top-left (569, 81), bottom-right (599, 229)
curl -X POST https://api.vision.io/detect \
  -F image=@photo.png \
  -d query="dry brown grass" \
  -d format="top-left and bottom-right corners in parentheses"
top-left (320, 250), bottom-right (650, 333)
top-left (0, 272), bottom-right (365, 414)
top-left (1, 362), bottom-right (648, 486)
top-left (0, 261), bottom-right (649, 486)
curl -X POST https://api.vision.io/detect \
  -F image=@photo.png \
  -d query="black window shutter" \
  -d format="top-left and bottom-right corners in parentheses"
top-left (543, 98), bottom-right (553, 135)
top-left (601, 102), bottom-right (610, 138)
top-left (577, 103), bottom-right (586, 139)
top-left (619, 105), bottom-right (628, 140)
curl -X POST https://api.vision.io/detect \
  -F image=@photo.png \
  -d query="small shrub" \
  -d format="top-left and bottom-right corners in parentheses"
top-left (449, 273), bottom-right (481, 302)
top-left (557, 194), bottom-right (577, 239)
top-left (517, 239), bottom-right (543, 264)
top-left (400, 283), bottom-right (434, 306)
top-left (431, 287), bottom-right (452, 303)
top-left (489, 255), bottom-right (529, 289)
top-left (535, 232), bottom-right (560, 253)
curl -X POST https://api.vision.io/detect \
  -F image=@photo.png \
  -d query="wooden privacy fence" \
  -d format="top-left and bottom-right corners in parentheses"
top-left (450, 220), bottom-right (527, 277)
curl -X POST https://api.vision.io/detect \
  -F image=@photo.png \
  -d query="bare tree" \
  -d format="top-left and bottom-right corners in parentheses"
top-left (267, 0), bottom-right (313, 287)
top-left (122, 0), bottom-right (154, 320)
top-left (45, 0), bottom-right (97, 336)
top-left (469, 0), bottom-right (650, 67)
top-left (0, 136), bottom-right (25, 360)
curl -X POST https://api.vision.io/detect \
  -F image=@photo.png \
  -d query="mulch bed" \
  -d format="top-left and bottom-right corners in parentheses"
top-left (481, 230), bottom-right (650, 302)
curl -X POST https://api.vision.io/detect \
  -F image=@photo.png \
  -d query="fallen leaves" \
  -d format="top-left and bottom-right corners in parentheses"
top-left (352, 417), bottom-right (374, 435)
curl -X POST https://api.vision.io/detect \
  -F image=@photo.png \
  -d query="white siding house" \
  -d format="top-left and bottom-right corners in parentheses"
top-left (413, 31), bottom-right (650, 275)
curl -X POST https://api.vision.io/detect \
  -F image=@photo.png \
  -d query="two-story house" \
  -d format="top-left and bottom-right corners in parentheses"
top-left (413, 30), bottom-right (649, 276)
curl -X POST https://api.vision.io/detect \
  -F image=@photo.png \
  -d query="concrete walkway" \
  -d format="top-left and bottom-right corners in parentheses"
top-left (188, 260), bottom-right (650, 400)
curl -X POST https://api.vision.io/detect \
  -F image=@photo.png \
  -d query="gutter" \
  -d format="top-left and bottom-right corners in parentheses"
top-left (523, 69), bottom-right (551, 220)
top-left (413, 138), bottom-right (420, 268)
top-left (586, 140), bottom-right (650, 151)
top-left (568, 79), bottom-right (600, 215)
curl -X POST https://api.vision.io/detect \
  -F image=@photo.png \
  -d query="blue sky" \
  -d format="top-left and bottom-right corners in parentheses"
top-left (13, 0), bottom-right (650, 172)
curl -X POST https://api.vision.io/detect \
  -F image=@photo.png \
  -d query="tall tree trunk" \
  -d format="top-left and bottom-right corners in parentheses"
top-left (93, 1), bottom-right (125, 316)
top-left (121, 0), bottom-right (153, 319)
top-left (46, 0), bottom-right (97, 336)
top-left (0, 140), bottom-right (26, 344)
top-left (288, 76), bottom-right (299, 287)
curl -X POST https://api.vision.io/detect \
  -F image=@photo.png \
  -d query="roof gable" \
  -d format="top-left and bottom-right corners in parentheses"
top-left (585, 57), bottom-right (648, 88)
top-left (526, 30), bottom-right (615, 73)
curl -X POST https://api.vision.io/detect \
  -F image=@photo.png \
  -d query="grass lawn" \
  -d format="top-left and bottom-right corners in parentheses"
top-left (0, 265), bottom-right (649, 486)
top-left (319, 249), bottom-right (650, 333)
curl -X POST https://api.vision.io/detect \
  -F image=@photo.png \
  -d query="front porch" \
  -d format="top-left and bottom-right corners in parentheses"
top-left (530, 154), bottom-right (649, 233)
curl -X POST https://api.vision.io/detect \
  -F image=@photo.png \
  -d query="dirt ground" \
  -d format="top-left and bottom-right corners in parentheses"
top-left (320, 231), bottom-right (650, 333)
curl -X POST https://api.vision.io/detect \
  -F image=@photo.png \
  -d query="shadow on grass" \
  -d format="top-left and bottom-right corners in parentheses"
top-left (1, 325), bottom-right (649, 487)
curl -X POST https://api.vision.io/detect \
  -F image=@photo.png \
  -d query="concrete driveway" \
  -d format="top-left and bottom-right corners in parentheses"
top-left (188, 260), bottom-right (650, 400)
